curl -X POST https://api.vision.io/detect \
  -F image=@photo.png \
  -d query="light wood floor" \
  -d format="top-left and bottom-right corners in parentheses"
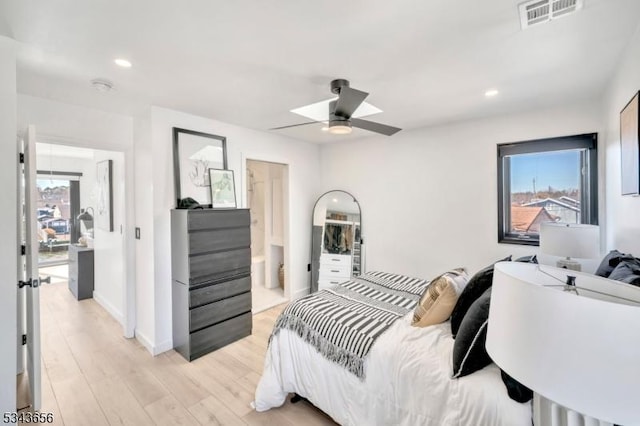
top-left (35, 280), bottom-right (337, 425)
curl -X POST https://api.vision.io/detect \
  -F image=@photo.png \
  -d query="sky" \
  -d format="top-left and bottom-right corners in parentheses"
top-left (36, 178), bottom-right (69, 189)
top-left (510, 150), bottom-right (580, 193)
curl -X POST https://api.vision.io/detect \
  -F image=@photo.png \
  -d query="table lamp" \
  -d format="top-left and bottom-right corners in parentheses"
top-left (539, 222), bottom-right (599, 271)
top-left (486, 262), bottom-right (640, 426)
top-left (77, 207), bottom-right (94, 237)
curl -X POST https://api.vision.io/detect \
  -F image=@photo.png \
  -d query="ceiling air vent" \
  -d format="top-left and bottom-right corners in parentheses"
top-left (519, 0), bottom-right (583, 29)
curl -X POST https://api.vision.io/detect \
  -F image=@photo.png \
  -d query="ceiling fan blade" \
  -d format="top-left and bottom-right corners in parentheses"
top-left (351, 118), bottom-right (402, 136)
top-left (269, 121), bottom-right (320, 130)
top-left (334, 87), bottom-right (369, 118)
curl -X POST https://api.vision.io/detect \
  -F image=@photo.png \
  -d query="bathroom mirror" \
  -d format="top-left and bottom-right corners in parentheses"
top-left (310, 190), bottom-right (363, 293)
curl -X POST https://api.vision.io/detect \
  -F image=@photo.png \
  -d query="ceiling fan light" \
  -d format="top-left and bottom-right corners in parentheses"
top-left (328, 120), bottom-right (352, 135)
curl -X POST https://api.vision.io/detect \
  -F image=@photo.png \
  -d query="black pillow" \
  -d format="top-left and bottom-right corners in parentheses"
top-left (500, 254), bottom-right (537, 402)
top-left (450, 256), bottom-right (511, 337)
top-left (500, 370), bottom-right (533, 403)
top-left (514, 254), bottom-right (538, 264)
top-left (608, 258), bottom-right (640, 287)
top-left (595, 250), bottom-right (626, 278)
top-left (177, 197), bottom-right (204, 209)
top-left (452, 287), bottom-right (492, 378)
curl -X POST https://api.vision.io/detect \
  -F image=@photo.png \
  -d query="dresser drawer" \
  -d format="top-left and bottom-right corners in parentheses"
top-left (189, 275), bottom-right (251, 308)
top-left (320, 254), bottom-right (352, 267)
top-left (189, 247), bottom-right (251, 285)
top-left (189, 227), bottom-right (250, 255)
top-left (189, 312), bottom-right (252, 360)
top-left (319, 264), bottom-right (351, 278)
top-left (189, 291), bottom-right (251, 332)
top-left (188, 209), bottom-right (250, 231)
top-left (318, 278), bottom-right (345, 291)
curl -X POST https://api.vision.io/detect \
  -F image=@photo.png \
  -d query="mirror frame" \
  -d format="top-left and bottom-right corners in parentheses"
top-left (172, 127), bottom-right (228, 207)
top-left (310, 189), bottom-right (363, 293)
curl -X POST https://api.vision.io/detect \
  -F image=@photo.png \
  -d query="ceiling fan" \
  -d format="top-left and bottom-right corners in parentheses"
top-left (271, 79), bottom-right (402, 136)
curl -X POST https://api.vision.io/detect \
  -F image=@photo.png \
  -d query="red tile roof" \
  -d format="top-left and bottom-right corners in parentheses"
top-left (511, 206), bottom-right (554, 232)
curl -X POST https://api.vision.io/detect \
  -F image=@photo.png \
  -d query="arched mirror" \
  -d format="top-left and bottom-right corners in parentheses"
top-left (310, 190), bottom-right (363, 293)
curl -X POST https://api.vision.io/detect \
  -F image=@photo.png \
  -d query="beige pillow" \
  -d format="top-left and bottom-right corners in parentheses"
top-left (412, 268), bottom-right (469, 327)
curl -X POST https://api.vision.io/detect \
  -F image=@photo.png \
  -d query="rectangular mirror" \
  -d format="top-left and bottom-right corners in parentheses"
top-left (173, 127), bottom-right (227, 207)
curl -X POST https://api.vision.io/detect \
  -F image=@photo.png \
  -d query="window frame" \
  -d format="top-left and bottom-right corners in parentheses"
top-left (497, 133), bottom-right (598, 246)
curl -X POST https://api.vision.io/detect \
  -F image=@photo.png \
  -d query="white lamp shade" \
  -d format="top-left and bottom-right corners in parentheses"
top-left (539, 222), bottom-right (600, 259)
top-left (486, 262), bottom-right (640, 425)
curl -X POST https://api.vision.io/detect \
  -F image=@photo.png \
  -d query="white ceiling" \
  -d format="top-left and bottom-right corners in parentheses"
top-left (36, 142), bottom-right (94, 159)
top-left (2, 0), bottom-right (640, 143)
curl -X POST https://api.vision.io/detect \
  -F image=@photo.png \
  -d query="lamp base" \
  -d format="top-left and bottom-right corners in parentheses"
top-left (556, 258), bottom-right (581, 271)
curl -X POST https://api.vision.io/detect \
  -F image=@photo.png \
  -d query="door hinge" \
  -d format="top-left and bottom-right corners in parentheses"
top-left (18, 278), bottom-right (38, 289)
top-left (21, 245), bottom-right (26, 256)
top-left (19, 153), bottom-right (24, 164)
top-left (22, 334), bottom-right (26, 345)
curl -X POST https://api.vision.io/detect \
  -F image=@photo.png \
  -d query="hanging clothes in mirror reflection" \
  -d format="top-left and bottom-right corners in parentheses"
top-left (323, 222), bottom-right (353, 254)
top-left (310, 190), bottom-right (363, 293)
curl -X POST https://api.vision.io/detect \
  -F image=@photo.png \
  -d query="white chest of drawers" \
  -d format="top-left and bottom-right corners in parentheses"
top-left (318, 254), bottom-right (352, 291)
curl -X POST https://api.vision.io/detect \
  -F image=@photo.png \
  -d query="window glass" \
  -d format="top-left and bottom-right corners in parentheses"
top-left (37, 177), bottom-right (72, 264)
top-left (498, 134), bottom-right (597, 245)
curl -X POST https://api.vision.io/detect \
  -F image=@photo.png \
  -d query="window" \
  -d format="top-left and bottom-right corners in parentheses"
top-left (497, 133), bottom-right (598, 245)
top-left (37, 172), bottom-right (82, 265)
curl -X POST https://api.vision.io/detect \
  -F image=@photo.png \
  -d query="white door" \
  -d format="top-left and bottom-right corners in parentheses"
top-left (19, 125), bottom-right (41, 410)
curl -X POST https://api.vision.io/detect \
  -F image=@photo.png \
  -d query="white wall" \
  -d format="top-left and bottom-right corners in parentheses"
top-left (93, 150), bottom-right (126, 325)
top-left (18, 94), bottom-right (136, 336)
top-left (133, 111), bottom-right (154, 350)
top-left (137, 106), bottom-right (320, 354)
top-left (18, 95), bottom-right (133, 149)
top-left (602, 22), bottom-right (640, 256)
top-left (321, 101), bottom-right (603, 280)
top-left (0, 35), bottom-right (17, 414)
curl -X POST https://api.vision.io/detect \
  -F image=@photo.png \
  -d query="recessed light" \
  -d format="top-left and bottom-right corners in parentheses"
top-left (485, 89), bottom-right (499, 97)
top-left (114, 58), bottom-right (132, 68)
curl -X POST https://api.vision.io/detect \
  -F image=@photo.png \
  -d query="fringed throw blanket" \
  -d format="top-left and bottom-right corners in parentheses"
top-left (271, 271), bottom-right (428, 379)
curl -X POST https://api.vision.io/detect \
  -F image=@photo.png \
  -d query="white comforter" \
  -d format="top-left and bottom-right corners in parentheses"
top-left (254, 312), bottom-right (531, 426)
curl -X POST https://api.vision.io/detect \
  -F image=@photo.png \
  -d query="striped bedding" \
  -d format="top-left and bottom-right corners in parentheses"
top-left (270, 271), bottom-right (428, 379)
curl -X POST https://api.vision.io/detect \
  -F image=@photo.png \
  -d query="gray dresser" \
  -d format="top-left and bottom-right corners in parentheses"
top-left (171, 209), bottom-right (252, 361)
top-left (68, 245), bottom-right (94, 300)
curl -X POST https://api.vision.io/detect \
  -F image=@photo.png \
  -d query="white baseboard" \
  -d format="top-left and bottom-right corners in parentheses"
top-left (93, 291), bottom-right (123, 325)
top-left (155, 340), bottom-right (173, 355)
top-left (135, 330), bottom-right (154, 355)
top-left (135, 330), bottom-right (173, 356)
top-left (291, 287), bottom-right (309, 300)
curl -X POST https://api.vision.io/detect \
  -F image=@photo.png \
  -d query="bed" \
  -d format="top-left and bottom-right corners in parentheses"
top-left (254, 271), bottom-right (531, 425)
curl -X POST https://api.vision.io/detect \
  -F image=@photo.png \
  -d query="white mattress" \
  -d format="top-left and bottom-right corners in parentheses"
top-left (254, 312), bottom-right (531, 425)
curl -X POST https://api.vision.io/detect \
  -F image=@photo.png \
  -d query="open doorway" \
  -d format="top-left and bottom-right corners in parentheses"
top-left (246, 159), bottom-right (288, 313)
top-left (35, 141), bottom-right (128, 328)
